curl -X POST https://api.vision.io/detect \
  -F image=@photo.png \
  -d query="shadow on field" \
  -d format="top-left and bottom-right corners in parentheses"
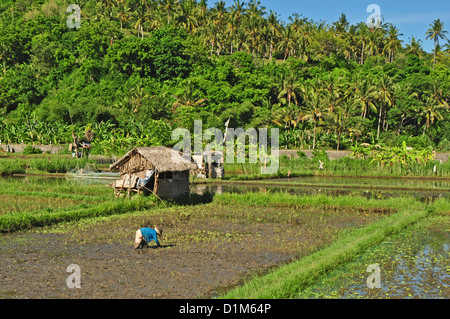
top-left (136, 244), bottom-right (176, 253)
top-left (170, 191), bottom-right (214, 206)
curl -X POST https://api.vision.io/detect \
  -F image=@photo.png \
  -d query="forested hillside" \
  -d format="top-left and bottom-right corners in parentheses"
top-left (0, 0), bottom-right (449, 155)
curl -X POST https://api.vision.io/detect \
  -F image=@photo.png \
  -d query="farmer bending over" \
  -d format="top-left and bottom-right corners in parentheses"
top-left (134, 226), bottom-right (163, 250)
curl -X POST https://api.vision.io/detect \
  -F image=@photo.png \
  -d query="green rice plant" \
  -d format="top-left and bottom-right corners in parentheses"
top-left (27, 158), bottom-right (96, 173)
top-left (0, 189), bottom-right (109, 203)
top-left (0, 196), bottom-right (162, 232)
top-left (224, 154), bottom-right (450, 178)
top-left (0, 160), bottom-right (26, 175)
top-left (213, 192), bottom-right (428, 212)
top-left (0, 177), bottom-right (112, 197)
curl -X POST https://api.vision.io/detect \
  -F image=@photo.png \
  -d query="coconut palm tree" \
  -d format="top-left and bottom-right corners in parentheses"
top-left (133, 0), bottom-right (152, 38)
top-left (160, 0), bottom-right (180, 25)
top-left (444, 39), bottom-right (450, 54)
top-left (298, 81), bottom-right (326, 150)
top-left (115, 0), bottom-right (130, 31)
top-left (172, 81), bottom-right (208, 112)
top-left (277, 25), bottom-right (296, 61)
top-left (177, 0), bottom-right (198, 33)
top-left (266, 10), bottom-right (281, 60)
top-left (277, 74), bottom-right (301, 107)
top-left (425, 19), bottom-right (448, 68)
top-left (352, 76), bottom-right (378, 118)
top-left (431, 44), bottom-right (445, 67)
top-left (406, 36), bottom-right (424, 58)
top-left (272, 106), bottom-right (301, 148)
top-left (356, 23), bottom-right (370, 64)
top-left (375, 74), bottom-right (398, 140)
top-left (384, 24), bottom-right (403, 63)
top-left (415, 97), bottom-right (445, 133)
top-left (333, 13), bottom-right (349, 38)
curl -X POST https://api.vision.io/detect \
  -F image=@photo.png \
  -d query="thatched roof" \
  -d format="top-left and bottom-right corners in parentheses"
top-left (109, 146), bottom-right (197, 173)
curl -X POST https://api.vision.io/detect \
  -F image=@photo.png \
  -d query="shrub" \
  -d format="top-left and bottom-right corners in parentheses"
top-left (23, 145), bottom-right (43, 155)
top-left (297, 150), bottom-right (307, 158)
top-left (312, 149), bottom-right (329, 162)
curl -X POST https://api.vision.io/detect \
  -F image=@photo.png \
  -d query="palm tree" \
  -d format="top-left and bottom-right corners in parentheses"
top-left (266, 10), bottom-right (281, 60)
top-left (333, 13), bottom-right (349, 37)
top-left (160, 0), bottom-right (180, 25)
top-left (277, 25), bottom-right (296, 61)
top-left (352, 76), bottom-right (378, 118)
top-left (406, 36), bottom-right (424, 58)
top-left (226, 10), bottom-right (238, 54)
top-left (375, 74), bottom-right (397, 140)
top-left (272, 106), bottom-right (301, 148)
top-left (200, 17), bottom-right (221, 57)
top-left (298, 81), bottom-right (326, 150)
top-left (244, 0), bottom-right (266, 56)
top-left (127, 81), bottom-right (149, 114)
top-left (196, 0), bottom-right (208, 27)
top-left (431, 44), bottom-right (445, 67)
top-left (425, 19), bottom-right (448, 68)
top-left (356, 23), bottom-right (370, 64)
top-left (177, 0), bottom-right (198, 33)
top-left (211, 0), bottom-right (227, 27)
top-left (133, 0), bottom-right (152, 38)
top-left (101, 0), bottom-right (115, 19)
top-left (444, 39), bottom-right (450, 54)
top-left (277, 75), bottom-right (301, 107)
top-left (172, 81), bottom-right (208, 112)
top-left (416, 97), bottom-right (445, 134)
top-left (114, 0), bottom-right (129, 31)
top-left (384, 24), bottom-right (403, 63)
top-left (231, 0), bottom-right (246, 24)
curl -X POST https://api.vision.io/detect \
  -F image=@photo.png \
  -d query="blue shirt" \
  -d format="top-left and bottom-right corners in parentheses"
top-left (140, 228), bottom-right (160, 245)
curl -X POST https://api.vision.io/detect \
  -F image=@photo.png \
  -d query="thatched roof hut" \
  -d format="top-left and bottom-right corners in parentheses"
top-left (109, 146), bottom-right (197, 199)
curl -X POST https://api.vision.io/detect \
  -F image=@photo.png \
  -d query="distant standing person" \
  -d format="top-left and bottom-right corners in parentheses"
top-left (134, 226), bottom-right (163, 250)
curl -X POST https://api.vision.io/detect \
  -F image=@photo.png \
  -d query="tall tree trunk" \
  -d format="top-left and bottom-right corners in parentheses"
top-left (313, 120), bottom-right (317, 150)
top-left (337, 130), bottom-right (341, 151)
top-left (433, 42), bottom-right (436, 69)
top-left (360, 42), bottom-right (365, 65)
top-left (377, 104), bottom-right (383, 140)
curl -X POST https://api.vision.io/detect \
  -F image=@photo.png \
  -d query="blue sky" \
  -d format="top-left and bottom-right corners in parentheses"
top-left (221, 0), bottom-right (450, 52)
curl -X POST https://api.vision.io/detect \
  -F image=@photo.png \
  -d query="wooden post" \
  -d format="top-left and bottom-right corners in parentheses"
top-left (153, 170), bottom-right (159, 194)
top-left (208, 155), bottom-right (212, 178)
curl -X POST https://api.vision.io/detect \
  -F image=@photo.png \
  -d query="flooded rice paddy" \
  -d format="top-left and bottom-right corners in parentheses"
top-left (298, 215), bottom-right (450, 299)
top-left (0, 174), bottom-right (448, 298)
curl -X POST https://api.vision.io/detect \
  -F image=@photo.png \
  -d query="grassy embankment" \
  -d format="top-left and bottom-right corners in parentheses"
top-left (217, 193), bottom-right (450, 299)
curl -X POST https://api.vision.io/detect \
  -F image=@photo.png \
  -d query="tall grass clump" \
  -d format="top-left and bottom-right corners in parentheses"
top-left (28, 157), bottom-right (95, 173)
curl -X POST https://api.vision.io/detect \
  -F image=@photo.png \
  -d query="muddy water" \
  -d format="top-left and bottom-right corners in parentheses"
top-left (0, 203), bottom-right (385, 298)
top-left (191, 181), bottom-right (450, 201)
top-left (3, 175), bottom-right (449, 200)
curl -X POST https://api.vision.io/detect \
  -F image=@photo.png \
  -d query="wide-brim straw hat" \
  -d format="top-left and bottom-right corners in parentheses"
top-left (154, 226), bottom-right (162, 237)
